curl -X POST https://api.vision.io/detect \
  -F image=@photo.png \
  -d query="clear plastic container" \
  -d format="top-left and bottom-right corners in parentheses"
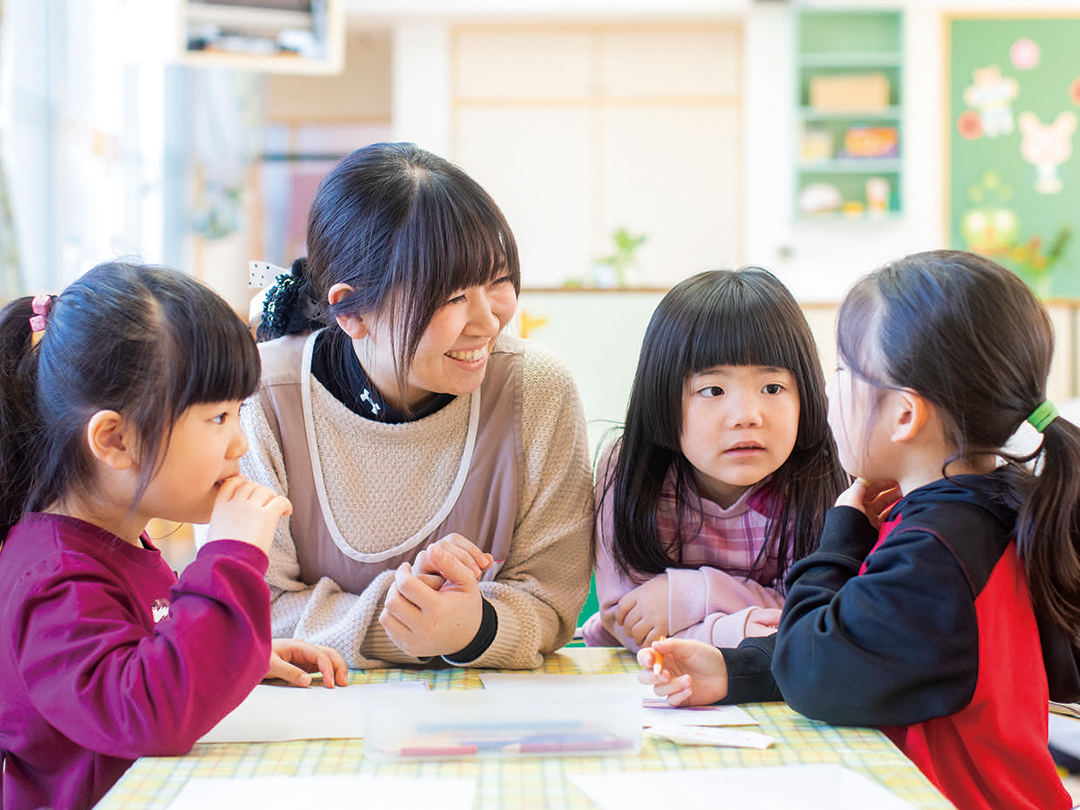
top-left (364, 687), bottom-right (642, 760)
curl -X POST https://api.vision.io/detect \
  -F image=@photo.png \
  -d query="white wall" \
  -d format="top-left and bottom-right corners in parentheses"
top-left (347, 0), bottom-right (1080, 449)
top-left (391, 22), bottom-right (451, 153)
top-left (352, 0), bottom-right (1080, 305)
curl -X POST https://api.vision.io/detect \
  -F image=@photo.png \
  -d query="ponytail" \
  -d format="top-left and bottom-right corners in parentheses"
top-left (1016, 414), bottom-right (1080, 638)
top-left (0, 297), bottom-right (44, 542)
top-left (256, 258), bottom-right (325, 342)
top-left (2, 262), bottom-right (260, 547)
top-left (840, 250), bottom-right (1080, 641)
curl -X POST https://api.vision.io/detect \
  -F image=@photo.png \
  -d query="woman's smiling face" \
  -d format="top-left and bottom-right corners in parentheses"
top-left (356, 274), bottom-right (518, 412)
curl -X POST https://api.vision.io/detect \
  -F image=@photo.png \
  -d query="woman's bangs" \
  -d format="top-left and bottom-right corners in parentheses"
top-left (445, 204), bottom-right (520, 294)
top-left (401, 190), bottom-right (520, 304)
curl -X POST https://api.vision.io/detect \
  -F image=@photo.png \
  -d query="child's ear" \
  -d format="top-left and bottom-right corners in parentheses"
top-left (85, 410), bottom-right (135, 471)
top-left (890, 389), bottom-right (932, 443)
top-left (328, 283), bottom-right (369, 339)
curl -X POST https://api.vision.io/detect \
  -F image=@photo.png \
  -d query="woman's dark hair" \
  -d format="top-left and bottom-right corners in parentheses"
top-left (257, 142), bottom-right (521, 407)
top-left (0, 261), bottom-right (260, 541)
top-left (602, 268), bottom-right (847, 587)
top-left (837, 249), bottom-right (1080, 636)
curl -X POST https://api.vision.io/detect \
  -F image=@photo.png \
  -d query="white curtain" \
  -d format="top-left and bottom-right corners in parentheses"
top-left (0, 0), bottom-right (21, 301)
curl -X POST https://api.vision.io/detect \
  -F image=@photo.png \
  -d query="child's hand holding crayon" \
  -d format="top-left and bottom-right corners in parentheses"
top-left (637, 637), bottom-right (731, 707)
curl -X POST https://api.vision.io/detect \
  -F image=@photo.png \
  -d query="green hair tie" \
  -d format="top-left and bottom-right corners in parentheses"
top-left (1027, 401), bottom-right (1059, 433)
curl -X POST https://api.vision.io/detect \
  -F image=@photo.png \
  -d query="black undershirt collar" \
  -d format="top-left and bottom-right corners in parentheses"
top-left (311, 330), bottom-right (454, 423)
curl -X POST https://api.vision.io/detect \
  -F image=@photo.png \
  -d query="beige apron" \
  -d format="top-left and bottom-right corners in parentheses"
top-left (256, 331), bottom-right (524, 593)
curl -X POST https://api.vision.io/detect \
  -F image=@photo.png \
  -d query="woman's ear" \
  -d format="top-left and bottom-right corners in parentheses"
top-left (890, 389), bottom-right (932, 443)
top-left (85, 410), bottom-right (135, 470)
top-left (328, 282), bottom-right (368, 339)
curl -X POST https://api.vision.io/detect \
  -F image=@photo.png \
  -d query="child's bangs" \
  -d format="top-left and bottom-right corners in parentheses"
top-left (181, 319), bottom-right (261, 408)
top-left (685, 284), bottom-right (805, 377)
top-left (162, 278), bottom-right (262, 410)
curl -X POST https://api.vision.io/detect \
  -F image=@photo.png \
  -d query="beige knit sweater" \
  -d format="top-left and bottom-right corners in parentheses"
top-left (238, 334), bottom-right (594, 670)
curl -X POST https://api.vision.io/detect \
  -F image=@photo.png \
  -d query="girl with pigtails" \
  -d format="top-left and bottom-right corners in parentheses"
top-left (0, 262), bottom-right (345, 810)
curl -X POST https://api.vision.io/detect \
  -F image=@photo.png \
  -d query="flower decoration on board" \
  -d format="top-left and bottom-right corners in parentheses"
top-left (1005, 229), bottom-right (1071, 274)
top-left (958, 110), bottom-right (983, 140)
top-left (1071, 77), bottom-right (1080, 107)
top-left (961, 170), bottom-right (1017, 254)
top-left (960, 172), bottom-right (1072, 299)
top-left (1010, 37), bottom-right (1040, 71)
top-left (963, 65), bottom-right (1019, 138)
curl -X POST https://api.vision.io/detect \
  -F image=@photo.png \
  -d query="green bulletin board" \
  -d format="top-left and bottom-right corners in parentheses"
top-left (949, 17), bottom-right (1080, 298)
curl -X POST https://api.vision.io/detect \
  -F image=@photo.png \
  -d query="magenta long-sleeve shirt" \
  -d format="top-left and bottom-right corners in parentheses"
top-left (0, 513), bottom-right (271, 810)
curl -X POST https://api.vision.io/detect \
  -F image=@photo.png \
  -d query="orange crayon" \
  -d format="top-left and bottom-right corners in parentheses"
top-left (652, 636), bottom-right (667, 677)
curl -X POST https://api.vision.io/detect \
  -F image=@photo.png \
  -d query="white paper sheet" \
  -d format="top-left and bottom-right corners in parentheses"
top-left (1050, 713), bottom-right (1080, 758)
top-left (481, 671), bottom-right (650, 695)
top-left (198, 680), bottom-right (429, 743)
top-left (479, 672), bottom-right (756, 727)
top-left (568, 765), bottom-right (917, 810)
top-left (168, 776), bottom-right (474, 810)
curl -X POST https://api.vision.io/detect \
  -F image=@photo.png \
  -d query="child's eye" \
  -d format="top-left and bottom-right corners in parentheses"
top-left (448, 292), bottom-right (468, 304)
top-left (211, 412), bottom-right (228, 425)
top-left (700, 386), bottom-right (724, 397)
top-left (489, 275), bottom-right (513, 288)
top-left (763, 383), bottom-right (785, 395)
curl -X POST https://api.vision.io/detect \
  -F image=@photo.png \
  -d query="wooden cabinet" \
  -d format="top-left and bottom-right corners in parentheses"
top-left (795, 9), bottom-right (903, 221)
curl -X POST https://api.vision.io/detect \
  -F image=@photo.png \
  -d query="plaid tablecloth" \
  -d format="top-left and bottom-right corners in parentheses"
top-left (97, 646), bottom-right (953, 810)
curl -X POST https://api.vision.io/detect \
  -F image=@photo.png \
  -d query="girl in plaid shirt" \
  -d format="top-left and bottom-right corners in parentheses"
top-left (582, 268), bottom-right (846, 653)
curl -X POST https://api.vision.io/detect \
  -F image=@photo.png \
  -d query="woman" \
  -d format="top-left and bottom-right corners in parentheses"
top-left (242, 142), bottom-right (593, 669)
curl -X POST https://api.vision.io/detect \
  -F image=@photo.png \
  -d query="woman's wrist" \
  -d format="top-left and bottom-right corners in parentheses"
top-left (442, 597), bottom-right (498, 664)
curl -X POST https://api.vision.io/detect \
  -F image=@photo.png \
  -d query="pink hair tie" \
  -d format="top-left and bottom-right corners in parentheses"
top-left (29, 294), bottom-right (51, 343)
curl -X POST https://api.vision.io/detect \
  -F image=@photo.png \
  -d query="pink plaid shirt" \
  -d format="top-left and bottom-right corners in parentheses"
top-left (583, 456), bottom-right (786, 652)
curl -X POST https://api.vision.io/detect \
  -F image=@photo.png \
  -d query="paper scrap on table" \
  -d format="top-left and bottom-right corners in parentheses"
top-left (645, 725), bottom-right (774, 749)
top-left (168, 776), bottom-right (474, 810)
top-left (198, 680), bottom-right (429, 743)
top-left (480, 672), bottom-right (755, 727)
top-left (568, 765), bottom-right (917, 810)
top-left (642, 700), bottom-right (755, 727)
